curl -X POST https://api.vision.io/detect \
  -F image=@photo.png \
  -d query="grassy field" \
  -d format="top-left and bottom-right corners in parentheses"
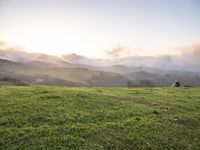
top-left (0, 86), bottom-right (200, 149)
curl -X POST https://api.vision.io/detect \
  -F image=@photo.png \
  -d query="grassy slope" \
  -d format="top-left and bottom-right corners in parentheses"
top-left (0, 86), bottom-right (200, 149)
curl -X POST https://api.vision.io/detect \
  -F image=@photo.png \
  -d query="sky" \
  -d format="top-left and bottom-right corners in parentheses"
top-left (0, 0), bottom-right (200, 58)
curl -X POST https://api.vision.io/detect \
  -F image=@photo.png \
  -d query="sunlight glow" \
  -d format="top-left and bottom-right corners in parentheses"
top-left (0, 0), bottom-right (199, 58)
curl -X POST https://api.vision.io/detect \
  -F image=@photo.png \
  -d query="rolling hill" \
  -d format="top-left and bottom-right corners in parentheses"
top-left (0, 58), bottom-right (199, 87)
top-left (0, 59), bottom-right (130, 86)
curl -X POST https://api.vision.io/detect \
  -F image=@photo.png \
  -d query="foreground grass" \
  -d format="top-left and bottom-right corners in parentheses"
top-left (0, 86), bottom-right (200, 149)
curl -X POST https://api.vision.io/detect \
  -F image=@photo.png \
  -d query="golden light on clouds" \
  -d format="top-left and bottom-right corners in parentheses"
top-left (0, 0), bottom-right (199, 58)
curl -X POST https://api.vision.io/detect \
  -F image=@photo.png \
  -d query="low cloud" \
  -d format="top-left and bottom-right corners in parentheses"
top-left (0, 40), bottom-right (59, 63)
top-left (0, 40), bottom-right (24, 52)
top-left (178, 42), bottom-right (200, 66)
top-left (0, 39), bottom-right (199, 72)
top-left (105, 46), bottom-right (135, 59)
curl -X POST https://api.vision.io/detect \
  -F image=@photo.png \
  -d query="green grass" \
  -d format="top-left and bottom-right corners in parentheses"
top-left (0, 86), bottom-right (200, 149)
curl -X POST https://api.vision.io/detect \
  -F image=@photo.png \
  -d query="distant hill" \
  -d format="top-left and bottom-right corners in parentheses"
top-left (0, 58), bottom-right (200, 87)
top-left (0, 59), bottom-right (129, 86)
top-left (125, 71), bottom-right (200, 87)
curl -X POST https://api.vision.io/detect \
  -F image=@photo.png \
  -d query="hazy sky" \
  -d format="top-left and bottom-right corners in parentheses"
top-left (0, 0), bottom-right (200, 57)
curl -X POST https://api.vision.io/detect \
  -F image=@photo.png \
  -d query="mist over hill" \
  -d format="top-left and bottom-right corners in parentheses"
top-left (0, 41), bottom-right (200, 87)
top-left (1, 41), bottom-right (200, 71)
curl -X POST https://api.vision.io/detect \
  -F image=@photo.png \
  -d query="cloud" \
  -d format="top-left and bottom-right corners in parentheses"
top-left (0, 40), bottom-right (60, 63)
top-left (105, 46), bottom-right (135, 59)
top-left (0, 39), bottom-right (199, 72)
top-left (103, 42), bottom-right (200, 71)
top-left (0, 40), bottom-right (24, 52)
top-left (0, 41), bottom-right (7, 50)
top-left (178, 42), bottom-right (200, 66)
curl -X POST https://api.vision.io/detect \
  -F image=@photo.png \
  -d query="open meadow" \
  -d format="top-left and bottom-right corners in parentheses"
top-left (0, 86), bottom-right (200, 149)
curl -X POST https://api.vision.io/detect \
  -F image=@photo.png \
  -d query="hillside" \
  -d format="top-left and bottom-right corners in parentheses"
top-left (0, 59), bottom-right (128, 86)
top-left (125, 71), bottom-right (200, 87)
top-left (0, 58), bottom-right (200, 87)
top-left (0, 86), bottom-right (199, 149)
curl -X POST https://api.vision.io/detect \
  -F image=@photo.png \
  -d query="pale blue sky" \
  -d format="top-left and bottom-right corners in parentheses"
top-left (0, 0), bottom-right (199, 57)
